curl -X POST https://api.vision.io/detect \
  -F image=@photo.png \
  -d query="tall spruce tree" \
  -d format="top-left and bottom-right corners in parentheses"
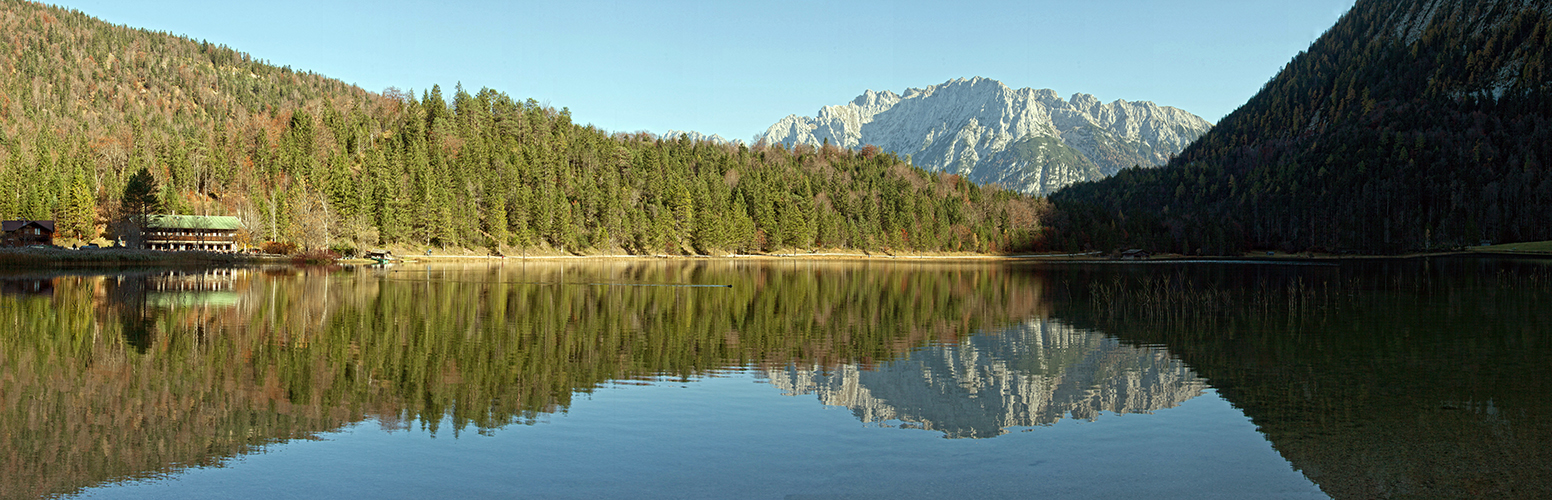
top-left (62, 169), bottom-right (96, 240)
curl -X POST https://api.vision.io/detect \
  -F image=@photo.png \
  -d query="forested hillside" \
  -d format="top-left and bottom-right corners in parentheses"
top-left (0, 0), bottom-right (1044, 255)
top-left (1049, 0), bottom-right (1552, 254)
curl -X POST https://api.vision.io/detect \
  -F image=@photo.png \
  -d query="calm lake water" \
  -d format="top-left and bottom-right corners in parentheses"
top-left (3, 258), bottom-right (1549, 499)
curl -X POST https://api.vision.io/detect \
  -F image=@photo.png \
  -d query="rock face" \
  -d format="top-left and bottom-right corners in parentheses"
top-left (1382, 0), bottom-right (1544, 99)
top-left (662, 130), bottom-right (737, 145)
top-left (763, 318), bottom-right (1207, 439)
top-left (759, 77), bottom-right (1213, 195)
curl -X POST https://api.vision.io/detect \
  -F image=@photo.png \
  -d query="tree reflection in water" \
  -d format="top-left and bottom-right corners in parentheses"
top-left (7, 258), bottom-right (1544, 499)
top-left (1053, 259), bottom-right (1552, 499)
top-left (0, 261), bottom-right (1048, 498)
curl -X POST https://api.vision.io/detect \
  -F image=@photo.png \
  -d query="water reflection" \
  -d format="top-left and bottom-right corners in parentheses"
top-left (1050, 258), bottom-right (1552, 499)
top-left (91, 269), bottom-right (252, 352)
top-left (0, 261), bottom-right (1051, 499)
top-left (768, 318), bottom-right (1205, 438)
top-left (5, 258), bottom-right (1547, 499)
top-left (143, 269), bottom-right (242, 308)
top-left (0, 276), bottom-right (53, 296)
top-left (2, 268), bottom-right (354, 500)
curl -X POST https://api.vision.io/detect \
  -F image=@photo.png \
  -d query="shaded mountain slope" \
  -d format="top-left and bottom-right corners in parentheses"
top-left (1050, 0), bottom-right (1552, 254)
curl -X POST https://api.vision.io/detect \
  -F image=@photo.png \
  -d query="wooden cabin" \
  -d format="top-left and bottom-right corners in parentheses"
top-left (1, 220), bottom-right (55, 247)
top-left (142, 215), bottom-right (242, 252)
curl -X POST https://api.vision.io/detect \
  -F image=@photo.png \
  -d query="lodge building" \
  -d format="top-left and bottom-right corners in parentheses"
top-left (1, 220), bottom-right (55, 247)
top-left (141, 215), bottom-right (242, 252)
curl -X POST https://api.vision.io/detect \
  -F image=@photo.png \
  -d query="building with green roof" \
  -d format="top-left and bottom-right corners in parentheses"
top-left (142, 215), bottom-right (243, 252)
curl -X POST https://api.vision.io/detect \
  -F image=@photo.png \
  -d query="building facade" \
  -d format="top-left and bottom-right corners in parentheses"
top-left (141, 215), bottom-right (242, 252)
top-left (1, 220), bottom-right (55, 247)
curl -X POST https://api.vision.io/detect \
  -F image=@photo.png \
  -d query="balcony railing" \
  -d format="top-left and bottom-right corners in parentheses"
top-left (144, 234), bottom-right (237, 243)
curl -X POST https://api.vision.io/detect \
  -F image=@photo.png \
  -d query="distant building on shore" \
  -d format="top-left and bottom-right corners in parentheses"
top-left (1, 220), bottom-right (55, 247)
top-left (141, 215), bottom-right (242, 252)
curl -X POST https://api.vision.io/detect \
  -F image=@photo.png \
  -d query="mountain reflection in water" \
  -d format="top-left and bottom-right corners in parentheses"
top-left (768, 318), bottom-right (1206, 438)
top-left (1, 261), bottom-right (1051, 499)
top-left (3, 258), bottom-right (1548, 499)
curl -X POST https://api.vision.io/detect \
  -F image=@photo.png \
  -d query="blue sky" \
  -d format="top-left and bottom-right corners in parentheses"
top-left (53, 0), bottom-right (1355, 142)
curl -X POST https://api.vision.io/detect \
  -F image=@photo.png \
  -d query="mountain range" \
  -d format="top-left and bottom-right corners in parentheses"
top-left (759, 77), bottom-right (1212, 195)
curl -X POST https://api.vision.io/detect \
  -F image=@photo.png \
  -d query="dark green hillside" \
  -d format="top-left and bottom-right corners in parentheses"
top-left (1050, 0), bottom-right (1552, 254)
top-left (0, 0), bottom-right (1044, 255)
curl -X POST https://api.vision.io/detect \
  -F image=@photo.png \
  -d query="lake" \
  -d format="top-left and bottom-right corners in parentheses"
top-left (3, 258), bottom-right (1549, 499)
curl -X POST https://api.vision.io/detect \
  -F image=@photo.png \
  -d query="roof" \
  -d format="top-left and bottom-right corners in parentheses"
top-left (2, 220), bottom-right (56, 232)
top-left (143, 215), bottom-right (242, 231)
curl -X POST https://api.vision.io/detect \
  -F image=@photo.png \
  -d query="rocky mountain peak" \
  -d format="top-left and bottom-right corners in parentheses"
top-left (758, 78), bottom-right (1212, 195)
top-left (1069, 93), bottom-right (1101, 112)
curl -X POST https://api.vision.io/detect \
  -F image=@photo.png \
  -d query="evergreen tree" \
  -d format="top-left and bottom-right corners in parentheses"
top-left (0, 146), bottom-right (21, 218)
top-left (325, 154), bottom-right (357, 220)
top-left (484, 173), bottom-right (509, 249)
top-left (63, 169), bottom-right (97, 240)
top-left (120, 167), bottom-right (161, 221)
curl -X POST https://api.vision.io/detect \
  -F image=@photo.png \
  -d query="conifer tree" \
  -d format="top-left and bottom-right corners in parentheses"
top-left (0, 147), bottom-right (21, 218)
top-left (484, 174), bottom-right (509, 249)
top-left (120, 167), bottom-right (161, 221)
top-left (727, 195), bottom-right (757, 253)
top-left (326, 154), bottom-right (357, 220)
top-left (63, 169), bottom-right (97, 240)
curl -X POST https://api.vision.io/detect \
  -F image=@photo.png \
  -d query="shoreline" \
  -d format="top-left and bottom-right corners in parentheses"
top-left (340, 249), bottom-right (1552, 265)
top-left (6, 246), bottom-right (1547, 270)
top-left (342, 250), bottom-right (1129, 265)
top-left (0, 247), bottom-right (257, 268)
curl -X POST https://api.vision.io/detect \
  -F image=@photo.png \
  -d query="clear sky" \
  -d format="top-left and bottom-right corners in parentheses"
top-left (51, 0), bottom-right (1355, 142)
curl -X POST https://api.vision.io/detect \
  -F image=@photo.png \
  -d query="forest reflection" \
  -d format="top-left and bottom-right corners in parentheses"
top-left (1050, 259), bottom-right (1552, 499)
top-left (10, 259), bottom-right (1545, 499)
top-left (2, 260), bottom-right (1072, 498)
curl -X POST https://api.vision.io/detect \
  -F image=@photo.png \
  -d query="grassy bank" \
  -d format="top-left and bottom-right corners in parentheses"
top-left (0, 247), bottom-right (253, 267)
top-left (13, 242), bottom-right (1543, 269)
top-left (1470, 241), bottom-right (1552, 255)
top-left (341, 245), bottom-right (1095, 265)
